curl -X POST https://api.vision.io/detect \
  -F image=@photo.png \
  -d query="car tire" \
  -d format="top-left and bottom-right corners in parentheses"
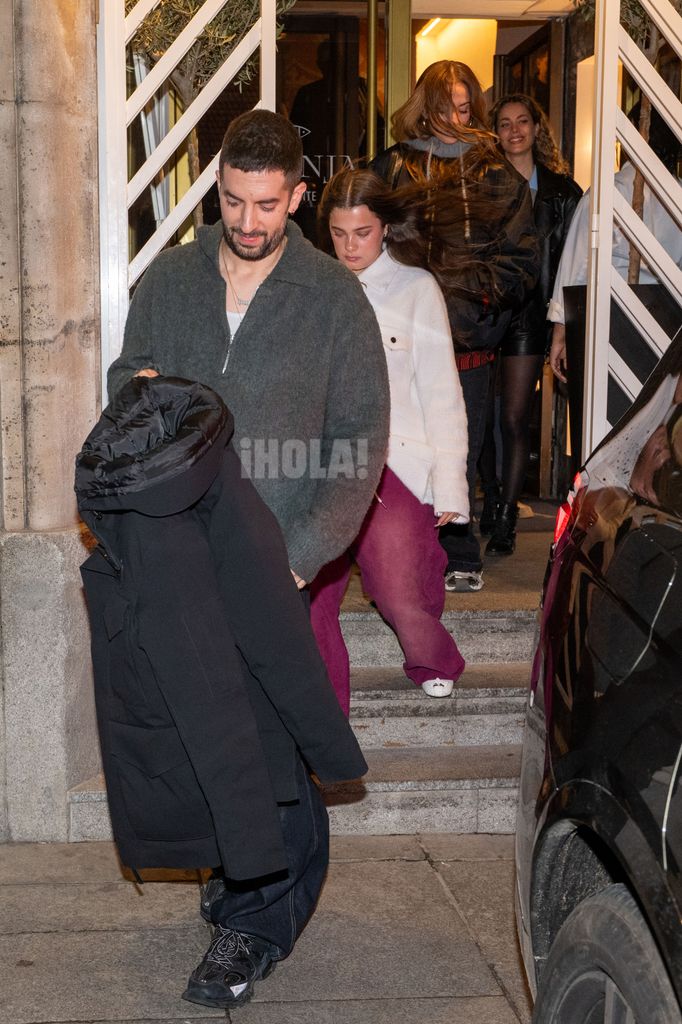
top-left (532, 882), bottom-right (680, 1023)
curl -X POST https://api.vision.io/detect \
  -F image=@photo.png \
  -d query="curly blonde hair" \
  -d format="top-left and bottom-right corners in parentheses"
top-left (489, 93), bottom-right (569, 175)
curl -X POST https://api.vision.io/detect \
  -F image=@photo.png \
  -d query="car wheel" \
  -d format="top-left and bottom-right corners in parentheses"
top-left (532, 883), bottom-right (680, 1023)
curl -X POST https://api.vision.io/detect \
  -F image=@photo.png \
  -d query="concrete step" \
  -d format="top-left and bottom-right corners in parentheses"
top-left (68, 775), bottom-right (110, 844)
top-left (326, 745), bottom-right (522, 835)
top-left (68, 741), bottom-right (522, 841)
top-left (350, 663), bottom-right (529, 748)
top-left (341, 608), bottom-right (537, 667)
top-left (351, 662), bottom-right (530, 695)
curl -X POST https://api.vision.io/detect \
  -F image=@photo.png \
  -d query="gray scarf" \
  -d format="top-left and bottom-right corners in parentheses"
top-left (407, 137), bottom-right (472, 159)
top-left (406, 137), bottom-right (472, 239)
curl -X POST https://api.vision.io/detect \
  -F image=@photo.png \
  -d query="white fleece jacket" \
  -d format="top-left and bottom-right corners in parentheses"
top-left (359, 250), bottom-right (469, 520)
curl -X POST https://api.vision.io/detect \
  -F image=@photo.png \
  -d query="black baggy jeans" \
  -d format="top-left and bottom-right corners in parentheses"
top-left (209, 755), bottom-right (330, 958)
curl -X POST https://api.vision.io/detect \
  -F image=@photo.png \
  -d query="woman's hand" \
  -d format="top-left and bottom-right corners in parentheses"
top-left (134, 368), bottom-right (160, 378)
top-left (549, 324), bottom-right (568, 383)
top-left (435, 511), bottom-right (462, 527)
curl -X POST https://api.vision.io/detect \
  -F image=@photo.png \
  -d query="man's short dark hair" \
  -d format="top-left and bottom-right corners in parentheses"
top-left (219, 110), bottom-right (303, 187)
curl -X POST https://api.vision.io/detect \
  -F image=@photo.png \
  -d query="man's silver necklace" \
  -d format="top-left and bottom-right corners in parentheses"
top-left (221, 244), bottom-right (256, 310)
top-left (220, 236), bottom-right (288, 312)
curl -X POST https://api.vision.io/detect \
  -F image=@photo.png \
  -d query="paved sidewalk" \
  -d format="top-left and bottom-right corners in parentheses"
top-left (0, 834), bottom-right (531, 1024)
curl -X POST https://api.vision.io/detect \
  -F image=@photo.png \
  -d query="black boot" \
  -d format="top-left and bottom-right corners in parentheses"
top-left (485, 501), bottom-right (518, 556)
top-left (479, 483), bottom-right (500, 536)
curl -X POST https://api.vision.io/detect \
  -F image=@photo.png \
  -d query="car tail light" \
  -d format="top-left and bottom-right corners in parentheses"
top-left (553, 472), bottom-right (584, 545)
top-left (553, 502), bottom-right (571, 544)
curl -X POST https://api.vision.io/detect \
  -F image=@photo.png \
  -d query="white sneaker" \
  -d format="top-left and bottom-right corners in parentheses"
top-left (422, 678), bottom-right (454, 698)
top-left (444, 570), bottom-right (484, 592)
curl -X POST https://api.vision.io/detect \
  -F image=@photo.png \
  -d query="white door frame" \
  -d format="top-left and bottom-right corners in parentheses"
top-left (97, 0), bottom-right (277, 400)
top-left (584, 0), bottom-right (682, 454)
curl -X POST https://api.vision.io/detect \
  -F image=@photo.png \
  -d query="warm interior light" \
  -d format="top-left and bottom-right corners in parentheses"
top-left (415, 20), bottom-right (496, 89)
top-left (420, 18), bottom-right (441, 38)
top-left (574, 57), bottom-right (622, 191)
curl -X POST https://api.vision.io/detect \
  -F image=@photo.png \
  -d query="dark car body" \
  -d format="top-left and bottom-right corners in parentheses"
top-left (516, 336), bottom-right (682, 1012)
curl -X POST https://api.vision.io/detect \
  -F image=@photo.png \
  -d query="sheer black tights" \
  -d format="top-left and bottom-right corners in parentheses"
top-left (500, 353), bottom-right (544, 505)
top-left (477, 365), bottom-right (498, 493)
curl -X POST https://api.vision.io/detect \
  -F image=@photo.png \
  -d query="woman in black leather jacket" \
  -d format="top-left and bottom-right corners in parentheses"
top-left (482, 93), bottom-right (582, 555)
top-left (371, 61), bottom-right (539, 592)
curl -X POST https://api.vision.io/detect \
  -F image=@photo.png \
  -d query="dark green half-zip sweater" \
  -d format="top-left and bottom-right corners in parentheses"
top-left (108, 220), bottom-right (389, 583)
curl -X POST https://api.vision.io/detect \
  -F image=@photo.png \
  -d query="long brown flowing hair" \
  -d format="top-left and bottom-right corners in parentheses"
top-left (317, 167), bottom-right (506, 301)
top-left (489, 93), bottom-right (569, 175)
top-left (391, 61), bottom-right (497, 152)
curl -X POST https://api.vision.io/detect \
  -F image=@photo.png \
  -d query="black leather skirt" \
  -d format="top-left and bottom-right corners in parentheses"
top-left (500, 323), bottom-right (547, 358)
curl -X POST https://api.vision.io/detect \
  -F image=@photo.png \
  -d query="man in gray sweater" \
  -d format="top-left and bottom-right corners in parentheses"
top-left (107, 110), bottom-right (389, 1009)
top-left (108, 110), bottom-right (389, 589)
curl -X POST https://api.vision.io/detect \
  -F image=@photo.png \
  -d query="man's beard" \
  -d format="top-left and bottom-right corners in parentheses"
top-left (222, 220), bottom-right (287, 261)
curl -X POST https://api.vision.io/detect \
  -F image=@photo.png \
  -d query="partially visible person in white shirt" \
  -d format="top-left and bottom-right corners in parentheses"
top-left (548, 107), bottom-right (682, 383)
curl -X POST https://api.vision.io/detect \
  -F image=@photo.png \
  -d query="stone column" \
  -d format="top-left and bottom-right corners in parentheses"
top-left (0, 0), bottom-right (101, 840)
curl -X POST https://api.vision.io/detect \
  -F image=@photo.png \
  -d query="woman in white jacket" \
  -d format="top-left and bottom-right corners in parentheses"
top-left (310, 168), bottom-right (469, 712)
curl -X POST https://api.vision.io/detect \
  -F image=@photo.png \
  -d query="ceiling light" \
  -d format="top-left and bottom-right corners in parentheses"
top-left (420, 18), bottom-right (441, 37)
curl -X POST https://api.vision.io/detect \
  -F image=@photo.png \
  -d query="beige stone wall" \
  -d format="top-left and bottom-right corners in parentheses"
top-left (0, 0), bottom-right (101, 841)
top-left (1, 0), bottom-right (100, 532)
top-left (0, 1), bottom-right (24, 532)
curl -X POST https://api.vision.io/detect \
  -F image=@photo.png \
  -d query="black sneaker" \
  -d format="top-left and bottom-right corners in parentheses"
top-left (182, 925), bottom-right (278, 1008)
top-left (199, 874), bottom-right (227, 923)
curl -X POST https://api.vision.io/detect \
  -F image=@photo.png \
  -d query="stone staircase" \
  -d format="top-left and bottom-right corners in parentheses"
top-left (68, 503), bottom-right (554, 842)
top-left (67, 606), bottom-right (537, 841)
top-left (324, 606), bottom-right (535, 835)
